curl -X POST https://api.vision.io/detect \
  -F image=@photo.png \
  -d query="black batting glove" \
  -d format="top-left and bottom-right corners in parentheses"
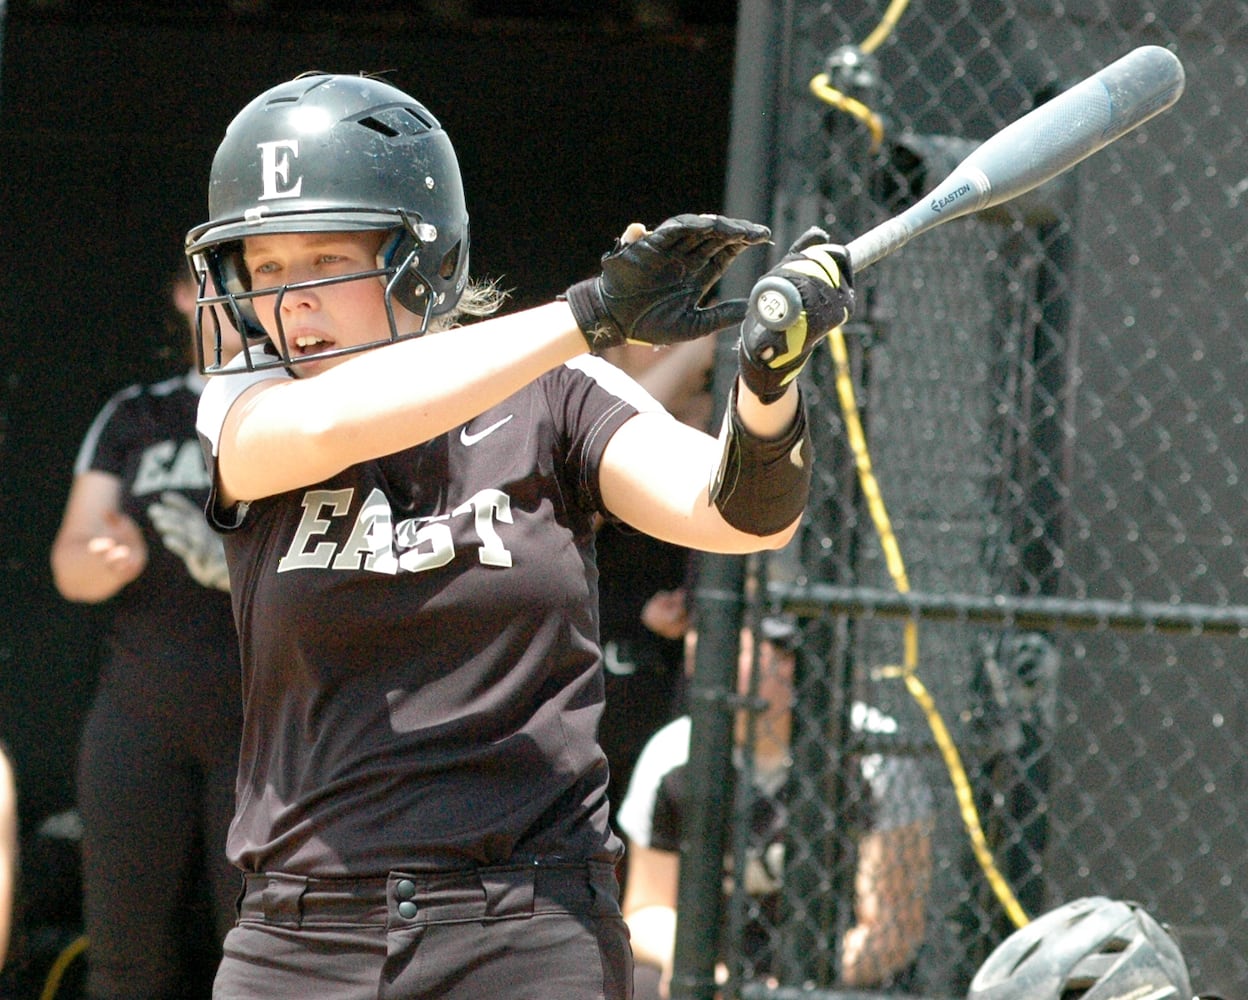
top-left (738, 228), bottom-right (855, 403)
top-left (563, 214), bottom-right (771, 354)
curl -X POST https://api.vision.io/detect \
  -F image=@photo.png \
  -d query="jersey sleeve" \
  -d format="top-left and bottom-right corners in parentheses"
top-left (195, 363), bottom-right (290, 531)
top-left (859, 753), bottom-right (935, 832)
top-left (550, 355), bottom-right (665, 515)
top-left (72, 384), bottom-right (144, 478)
top-left (616, 716), bottom-right (690, 850)
top-left (196, 363), bottom-right (290, 460)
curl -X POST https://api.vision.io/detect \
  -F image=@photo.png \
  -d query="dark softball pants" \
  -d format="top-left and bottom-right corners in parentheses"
top-left (213, 861), bottom-right (634, 1000)
top-left (77, 689), bottom-right (239, 1000)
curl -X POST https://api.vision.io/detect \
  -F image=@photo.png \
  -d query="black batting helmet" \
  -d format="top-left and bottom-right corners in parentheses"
top-left (186, 72), bottom-right (469, 373)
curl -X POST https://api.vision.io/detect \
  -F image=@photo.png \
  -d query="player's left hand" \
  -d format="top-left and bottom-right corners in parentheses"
top-left (147, 490), bottom-right (230, 592)
top-left (640, 588), bottom-right (688, 640)
top-left (563, 213), bottom-right (771, 353)
top-left (738, 227), bottom-right (854, 403)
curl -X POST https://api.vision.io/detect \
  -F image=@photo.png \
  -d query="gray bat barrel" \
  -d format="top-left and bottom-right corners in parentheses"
top-left (747, 46), bottom-right (1185, 332)
top-left (846, 44), bottom-right (1185, 272)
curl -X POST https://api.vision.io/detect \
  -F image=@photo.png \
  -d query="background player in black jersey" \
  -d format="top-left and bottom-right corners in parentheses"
top-left (49, 263), bottom-right (245, 999)
top-left (187, 72), bottom-right (853, 1000)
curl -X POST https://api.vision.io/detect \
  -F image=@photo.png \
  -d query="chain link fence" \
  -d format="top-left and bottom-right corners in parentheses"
top-left (699, 2), bottom-right (1248, 998)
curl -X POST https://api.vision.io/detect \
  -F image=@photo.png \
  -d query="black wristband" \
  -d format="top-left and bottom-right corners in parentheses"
top-left (562, 279), bottom-right (624, 354)
top-left (736, 330), bottom-right (797, 405)
top-left (709, 384), bottom-right (812, 536)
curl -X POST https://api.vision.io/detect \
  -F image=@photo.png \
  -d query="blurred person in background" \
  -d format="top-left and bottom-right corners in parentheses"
top-left (619, 613), bottom-right (935, 998)
top-left (49, 260), bottom-right (245, 1000)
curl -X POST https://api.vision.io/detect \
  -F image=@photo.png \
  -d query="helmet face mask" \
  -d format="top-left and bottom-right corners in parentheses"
top-left (191, 225), bottom-right (439, 374)
top-left (186, 74), bottom-right (470, 374)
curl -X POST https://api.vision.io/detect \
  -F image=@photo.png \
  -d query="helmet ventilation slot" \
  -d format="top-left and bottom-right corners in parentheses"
top-left (357, 108), bottom-right (435, 138)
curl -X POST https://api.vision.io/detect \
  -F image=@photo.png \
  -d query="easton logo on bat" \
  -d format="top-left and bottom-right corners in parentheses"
top-left (930, 182), bottom-right (973, 214)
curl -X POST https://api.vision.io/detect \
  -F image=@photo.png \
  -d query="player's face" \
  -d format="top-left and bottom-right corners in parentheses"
top-left (242, 231), bottom-right (419, 374)
top-left (737, 629), bottom-right (795, 714)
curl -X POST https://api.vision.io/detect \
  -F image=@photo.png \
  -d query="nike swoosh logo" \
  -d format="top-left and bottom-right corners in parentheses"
top-left (459, 414), bottom-right (514, 446)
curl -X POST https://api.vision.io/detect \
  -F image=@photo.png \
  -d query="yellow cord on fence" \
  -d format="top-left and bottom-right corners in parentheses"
top-left (40, 934), bottom-right (88, 1000)
top-left (807, 0), bottom-right (914, 151)
top-left (826, 328), bottom-right (1030, 930)
top-left (860, 0), bottom-right (913, 55)
top-left (808, 77), bottom-right (886, 153)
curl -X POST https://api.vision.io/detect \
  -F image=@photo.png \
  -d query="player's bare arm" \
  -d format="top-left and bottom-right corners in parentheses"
top-left (213, 301), bottom-right (586, 505)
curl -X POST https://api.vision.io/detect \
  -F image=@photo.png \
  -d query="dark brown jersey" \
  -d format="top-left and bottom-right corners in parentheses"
top-left (197, 355), bottom-right (660, 877)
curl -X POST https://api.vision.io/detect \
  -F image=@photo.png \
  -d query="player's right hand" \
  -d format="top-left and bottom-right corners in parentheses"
top-left (86, 509), bottom-right (148, 585)
top-left (147, 491), bottom-right (231, 591)
top-left (738, 227), bottom-right (855, 403)
top-left (563, 214), bottom-right (771, 353)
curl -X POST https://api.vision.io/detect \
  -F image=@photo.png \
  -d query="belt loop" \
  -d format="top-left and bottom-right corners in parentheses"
top-left (260, 873), bottom-right (309, 926)
top-left (481, 866), bottom-right (535, 918)
top-left (232, 872), bottom-right (247, 919)
top-left (587, 861), bottom-right (620, 915)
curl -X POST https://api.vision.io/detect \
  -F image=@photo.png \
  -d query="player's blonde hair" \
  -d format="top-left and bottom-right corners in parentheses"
top-left (432, 277), bottom-right (510, 332)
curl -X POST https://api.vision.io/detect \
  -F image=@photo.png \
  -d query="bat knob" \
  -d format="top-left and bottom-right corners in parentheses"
top-left (748, 275), bottom-right (804, 331)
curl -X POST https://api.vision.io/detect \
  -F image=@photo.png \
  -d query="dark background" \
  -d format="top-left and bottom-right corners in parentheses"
top-left (0, 3), bottom-right (739, 837)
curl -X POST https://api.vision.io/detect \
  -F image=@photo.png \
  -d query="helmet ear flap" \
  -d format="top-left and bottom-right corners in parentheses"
top-left (437, 236), bottom-right (469, 315)
top-left (377, 229), bottom-right (433, 315)
top-left (440, 217), bottom-right (470, 313)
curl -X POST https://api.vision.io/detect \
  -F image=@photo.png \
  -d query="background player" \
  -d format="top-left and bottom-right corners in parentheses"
top-left (49, 261), bottom-right (245, 999)
top-left (619, 615), bottom-right (935, 997)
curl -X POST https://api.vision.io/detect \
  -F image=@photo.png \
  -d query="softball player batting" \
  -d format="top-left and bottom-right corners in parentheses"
top-left (187, 71), bottom-right (851, 1000)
